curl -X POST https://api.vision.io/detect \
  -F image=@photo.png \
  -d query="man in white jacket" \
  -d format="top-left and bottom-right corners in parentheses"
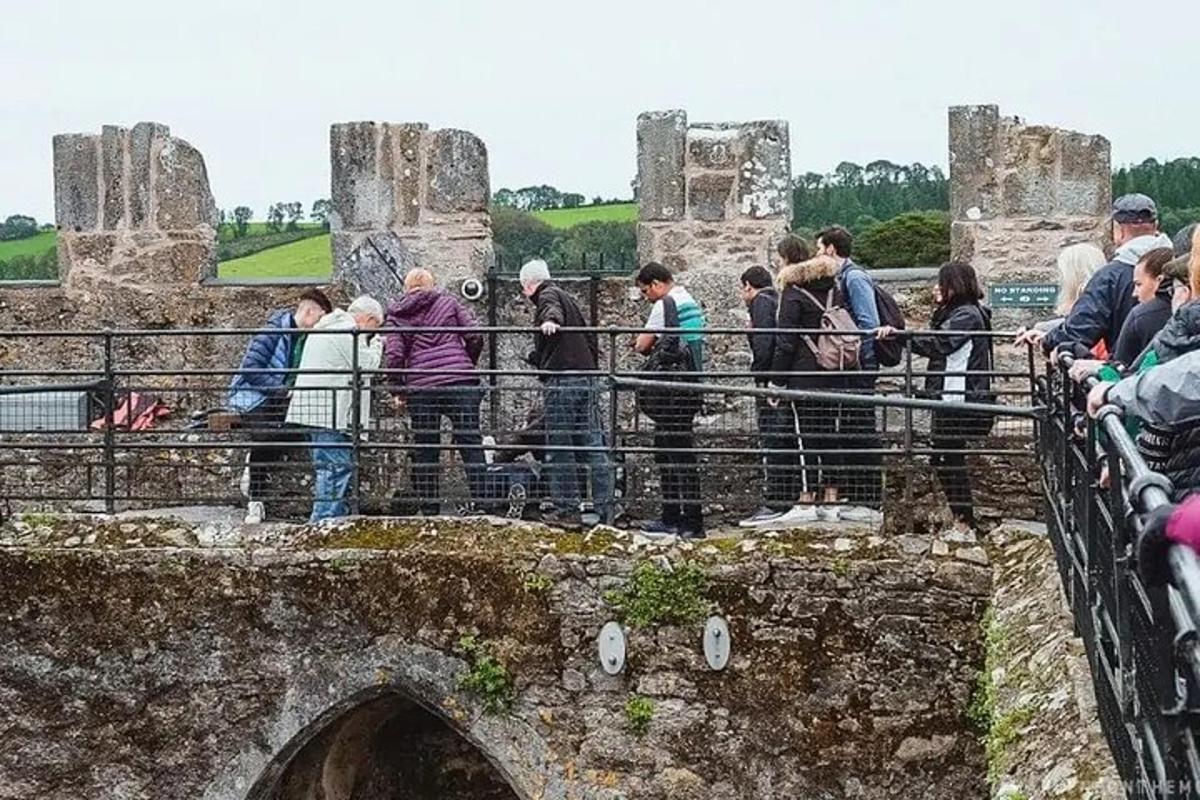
top-left (286, 296), bottom-right (384, 522)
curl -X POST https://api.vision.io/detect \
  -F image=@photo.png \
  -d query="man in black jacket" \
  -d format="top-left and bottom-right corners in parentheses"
top-left (1041, 194), bottom-right (1173, 355)
top-left (738, 264), bottom-right (798, 527)
top-left (521, 259), bottom-right (612, 526)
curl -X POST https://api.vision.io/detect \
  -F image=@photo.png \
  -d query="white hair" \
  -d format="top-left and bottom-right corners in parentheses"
top-left (1055, 243), bottom-right (1107, 316)
top-left (518, 259), bottom-right (551, 288)
top-left (347, 295), bottom-right (384, 324)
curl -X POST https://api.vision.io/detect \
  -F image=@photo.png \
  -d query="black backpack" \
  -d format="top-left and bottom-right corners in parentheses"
top-left (636, 296), bottom-right (702, 423)
top-left (842, 264), bottom-right (906, 367)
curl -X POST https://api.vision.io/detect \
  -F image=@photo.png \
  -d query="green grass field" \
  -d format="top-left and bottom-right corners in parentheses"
top-left (533, 203), bottom-right (636, 229)
top-left (217, 233), bottom-right (332, 280)
top-left (0, 230), bottom-right (56, 261)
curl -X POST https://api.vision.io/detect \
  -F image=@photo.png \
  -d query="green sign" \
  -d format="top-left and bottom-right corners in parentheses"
top-left (989, 283), bottom-right (1059, 308)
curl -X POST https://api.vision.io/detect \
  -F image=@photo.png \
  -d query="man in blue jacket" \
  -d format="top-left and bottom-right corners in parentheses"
top-left (1041, 194), bottom-right (1173, 356)
top-left (817, 225), bottom-right (882, 523)
top-left (228, 288), bottom-right (333, 524)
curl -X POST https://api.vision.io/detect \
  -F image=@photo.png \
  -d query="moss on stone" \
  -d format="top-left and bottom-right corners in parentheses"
top-left (604, 560), bottom-right (711, 628)
top-left (624, 695), bottom-right (655, 738)
top-left (456, 635), bottom-right (516, 715)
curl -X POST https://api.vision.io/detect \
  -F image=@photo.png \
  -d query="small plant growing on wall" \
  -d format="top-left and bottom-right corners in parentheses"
top-left (457, 636), bottom-right (516, 715)
top-left (625, 695), bottom-right (655, 738)
top-left (522, 572), bottom-right (554, 595)
top-left (604, 560), bottom-right (711, 628)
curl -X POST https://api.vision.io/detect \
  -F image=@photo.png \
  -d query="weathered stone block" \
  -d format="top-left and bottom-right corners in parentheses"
top-left (1001, 126), bottom-right (1058, 217)
top-left (388, 123), bottom-right (426, 226)
top-left (687, 174), bottom-right (733, 222)
top-left (426, 129), bottom-right (489, 214)
top-left (100, 126), bottom-right (128, 230)
top-left (949, 105), bottom-right (1001, 221)
top-left (335, 230), bottom-right (417, 301)
top-left (1057, 131), bottom-right (1111, 216)
top-left (737, 120), bottom-right (791, 220)
top-left (129, 122), bottom-right (169, 229)
top-left (637, 110), bottom-right (686, 221)
top-left (53, 134), bottom-right (100, 232)
top-left (154, 137), bottom-right (217, 230)
top-left (687, 125), bottom-right (739, 169)
top-left (330, 122), bottom-right (393, 230)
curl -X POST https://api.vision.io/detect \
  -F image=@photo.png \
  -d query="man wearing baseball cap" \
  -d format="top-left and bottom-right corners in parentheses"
top-left (1042, 193), bottom-right (1174, 356)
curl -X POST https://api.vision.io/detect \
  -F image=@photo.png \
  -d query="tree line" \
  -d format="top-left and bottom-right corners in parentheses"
top-left (492, 185), bottom-right (628, 212)
top-left (214, 199), bottom-right (332, 239)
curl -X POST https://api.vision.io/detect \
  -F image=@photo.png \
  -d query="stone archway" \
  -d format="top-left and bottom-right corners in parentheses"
top-left (246, 687), bottom-right (522, 800)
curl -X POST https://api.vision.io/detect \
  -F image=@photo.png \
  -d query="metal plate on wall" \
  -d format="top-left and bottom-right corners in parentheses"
top-left (703, 616), bottom-right (731, 671)
top-left (598, 621), bottom-right (626, 675)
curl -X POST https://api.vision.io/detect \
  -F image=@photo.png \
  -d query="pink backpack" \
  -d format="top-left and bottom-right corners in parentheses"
top-left (799, 288), bottom-right (861, 371)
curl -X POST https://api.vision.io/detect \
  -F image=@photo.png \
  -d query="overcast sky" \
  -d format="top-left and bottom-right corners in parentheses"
top-left (3, 0), bottom-right (1198, 222)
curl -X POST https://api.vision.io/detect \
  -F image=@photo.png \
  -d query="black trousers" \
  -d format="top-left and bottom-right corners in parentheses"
top-left (757, 400), bottom-right (799, 509)
top-left (241, 395), bottom-right (298, 501)
top-left (793, 398), bottom-right (840, 498)
top-left (837, 373), bottom-right (883, 505)
top-left (408, 386), bottom-right (486, 514)
top-left (931, 411), bottom-right (977, 525)
top-left (653, 415), bottom-right (702, 533)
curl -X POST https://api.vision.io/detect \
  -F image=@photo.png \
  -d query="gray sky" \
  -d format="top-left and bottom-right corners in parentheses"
top-left (3, 0), bottom-right (1198, 222)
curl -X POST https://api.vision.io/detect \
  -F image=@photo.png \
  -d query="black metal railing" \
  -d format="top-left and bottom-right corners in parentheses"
top-left (1042, 353), bottom-right (1200, 798)
top-left (0, 326), bottom-right (1039, 529)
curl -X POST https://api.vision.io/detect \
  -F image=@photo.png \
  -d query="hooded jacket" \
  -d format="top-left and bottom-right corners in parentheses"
top-left (1112, 287), bottom-right (1173, 369)
top-left (285, 309), bottom-right (383, 432)
top-left (909, 302), bottom-right (995, 404)
top-left (746, 286), bottom-right (778, 385)
top-left (383, 288), bottom-right (482, 391)
top-left (527, 282), bottom-right (598, 374)
top-left (227, 309), bottom-right (298, 413)
top-left (768, 257), bottom-right (847, 390)
top-left (1042, 232), bottom-right (1175, 355)
top-left (1148, 300), bottom-right (1200, 365)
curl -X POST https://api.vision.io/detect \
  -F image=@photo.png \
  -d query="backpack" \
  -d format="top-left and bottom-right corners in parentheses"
top-left (798, 288), bottom-right (861, 371)
top-left (636, 295), bottom-right (702, 423)
top-left (842, 264), bottom-right (906, 367)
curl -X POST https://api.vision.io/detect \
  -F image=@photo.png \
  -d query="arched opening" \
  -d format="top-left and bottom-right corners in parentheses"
top-left (248, 689), bottom-right (522, 800)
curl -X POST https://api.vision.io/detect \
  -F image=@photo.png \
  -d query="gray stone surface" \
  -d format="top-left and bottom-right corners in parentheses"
top-left (736, 120), bottom-right (791, 220)
top-left (637, 110), bottom-right (686, 221)
top-left (0, 515), bottom-right (992, 799)
top-left (389, 123), bottom-right (425, 226)
top-left (53, 133), bottom-right (100, 232)
top-left (154, 136), bottom-right (217, 230)
top-left (426, 128), bottom-right (489, 213)
top-left (129, 122), bottom-right (168, 229)
top-left (335, 230), bottom-right (417, 301)
top-left (686, 173), bottom-right (733, 221)
top-left (100, 125), bottom-right (128, 230)
top-left (949, 105), bottom-right (1002, 221)
top-left (330, 122), bottom-right (393, 230)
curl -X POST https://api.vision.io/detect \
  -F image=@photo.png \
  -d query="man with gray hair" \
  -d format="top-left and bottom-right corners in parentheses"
top-left (287, 295), bottom-right (384, 522)
top-left (521, 259), bottom-right (613, 527)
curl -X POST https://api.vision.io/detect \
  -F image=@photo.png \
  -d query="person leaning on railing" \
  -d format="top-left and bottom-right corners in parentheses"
top-left (227, 288), bottom-right (333, 525)
top-left (285, 296), bottom-right (384, 523)
top-left (878, 261), bottom-right (996, 538)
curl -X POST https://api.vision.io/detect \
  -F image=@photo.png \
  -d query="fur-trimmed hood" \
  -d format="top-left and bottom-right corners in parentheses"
top-left (777, 255), bottom-right (841, 288)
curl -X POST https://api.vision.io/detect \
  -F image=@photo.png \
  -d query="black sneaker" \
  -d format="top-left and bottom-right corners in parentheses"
top-left (540, 509), bottom-right (583, 530)
top-left (639, 519), bottom-right (679, 535)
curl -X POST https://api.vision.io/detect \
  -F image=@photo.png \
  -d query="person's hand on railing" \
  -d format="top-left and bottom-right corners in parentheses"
top-left (1085, 382), bottom-right (1112, 418)
top-left (766, 382), bottom-right (784, 408)
top-left (1013, 327), bottom-right (1045, 348)
top-left (874, 325), bottom-right (899, 340)
top-left (1069, 359), bottom-right (1106, 383)
top-left (540, 321), bottom-right (560, 336)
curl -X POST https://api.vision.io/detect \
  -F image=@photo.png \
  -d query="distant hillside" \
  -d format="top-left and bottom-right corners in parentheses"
top-left (532, 203), bottom-right (636, 229)
top-left (217, 233), bottom-right (332, 280)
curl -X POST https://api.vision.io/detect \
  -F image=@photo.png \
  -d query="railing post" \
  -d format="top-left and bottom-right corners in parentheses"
top-left (902, 340), bottom-right (915, 530)
top-left (608, 328), bottom-right (619, 520)
top-left (350, 329), bottom-right (362, 516)
top-left (103, 331), bottom-right (115, 514)
top-left (487, 272), bottom-right (499, 432)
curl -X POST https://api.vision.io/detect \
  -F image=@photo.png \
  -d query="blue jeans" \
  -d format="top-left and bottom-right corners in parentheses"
top-left (310, 429), bottom-right (353, 522)
top-left (409, 385), bottom-right (486, 513)
top-left (544, 376), bottom-right (612, 518)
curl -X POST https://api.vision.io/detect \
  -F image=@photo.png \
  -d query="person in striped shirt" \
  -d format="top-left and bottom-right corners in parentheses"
top-left (634, 262), bottom-right (707, 538)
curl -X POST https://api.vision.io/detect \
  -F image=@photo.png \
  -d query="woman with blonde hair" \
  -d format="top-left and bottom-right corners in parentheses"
top-left (1015, 242), bottom-right (1108, 354)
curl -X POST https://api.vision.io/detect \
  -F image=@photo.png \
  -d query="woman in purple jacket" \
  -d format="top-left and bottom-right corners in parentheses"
top-left (385, 269), bottom-right (486, 514)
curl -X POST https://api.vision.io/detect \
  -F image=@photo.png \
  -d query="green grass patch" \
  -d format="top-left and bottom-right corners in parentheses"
top-left (604, 560), bottom-right (711, 628)
top-left (456, 635), bottom-right (516, 715)
top-left (625, 695), bottom-right (655, 737)
top-left (217, 227), bottom-right (327, 263)
top-left (0, 230), bottom-right (56, 262)
top-left (217, 222), bottom-right (323, 242)
top-left (217, 233), bottom-right (332, 280)
top-left (533, 203), bottom-right (636, 229)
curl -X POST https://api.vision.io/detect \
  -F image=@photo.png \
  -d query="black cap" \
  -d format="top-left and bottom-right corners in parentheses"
top-left (1112, 193), bottom-right (1157, 224)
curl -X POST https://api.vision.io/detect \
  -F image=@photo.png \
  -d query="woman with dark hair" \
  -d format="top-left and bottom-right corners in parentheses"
top-left (878, 261), bottom-right (995, 535)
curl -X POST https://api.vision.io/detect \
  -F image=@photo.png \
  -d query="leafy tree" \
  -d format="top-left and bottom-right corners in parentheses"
top-left (513, 185), bottom-right (563, 211)
top-left (491, 206), bottom-right (560, 268)
top-left (232, 206), bottom-right (253, 239)
top-left (854, 211), bottom-right (951, 269)
top-left (492, 188), bottom-right (517, 208)
top-left (266, 203), bottom-right (285, 233)
top-left (554, 220), bottom-right (636, 272)
top-left (0, 214), bottom-right (39, 241)
top-left (561, 193), bottom-right (585, 208)
top-left (283, 201), bottom-right (304, 231)
top-left (311, 199), bottom-right (332, 229)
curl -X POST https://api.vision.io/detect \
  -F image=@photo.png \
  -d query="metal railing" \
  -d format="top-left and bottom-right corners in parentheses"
top-left (0, 326), bottom-right (1039, 528)
top-left (1041, 353), bottom-right (1200, 798)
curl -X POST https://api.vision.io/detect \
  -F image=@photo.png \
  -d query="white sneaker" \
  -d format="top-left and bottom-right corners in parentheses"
top-left (239, 466), bottom-right (251, 498)
top-left (839, 506), bottom-right (883, 525)
top-left (244, 501), bottom-right (265, 525)
top-left (739, 507), bottom-right (785, 528)
top-left (765, 505), bottom-right (819, 528)
top-left (482, 435), bottom-right (497, 465)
